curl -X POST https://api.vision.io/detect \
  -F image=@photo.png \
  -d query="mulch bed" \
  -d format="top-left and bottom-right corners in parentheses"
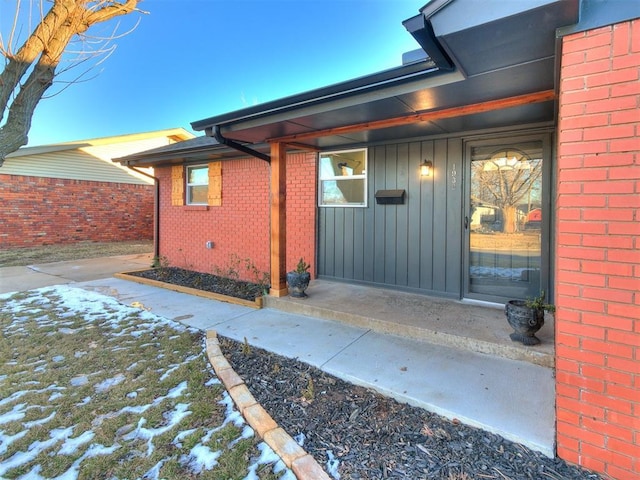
top-left (127, 267), bottom-right (265, 301)
top-left (220, 337), bottom-right (602, 480)
top-left (130, 267), bottom-right (600, 479)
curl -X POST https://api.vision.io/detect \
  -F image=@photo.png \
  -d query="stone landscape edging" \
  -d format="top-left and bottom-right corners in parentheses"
top-left (204, 330), bottom-right (331, 480)
top-left (114, 271), bottom-right (263, 309)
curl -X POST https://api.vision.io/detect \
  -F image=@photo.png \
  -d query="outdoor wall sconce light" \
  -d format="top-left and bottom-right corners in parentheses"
top-left (420, 159), bottom-right (433, 177)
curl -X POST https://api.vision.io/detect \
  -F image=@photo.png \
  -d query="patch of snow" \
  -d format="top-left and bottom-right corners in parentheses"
top-left (180, 443), bottom-right (221, 473)
top-left (126, 361), bottom-right (139, 371)
top-left (326, 450), bottom-right (340, 480)
top-left (159, 364), bottom-right (180, 382)
top-left (218, 393), bottom-right (244, 428)
top-left (228, 425), bottom-right (254, 448)
top-left (52, 355), bottom-right (65, 363)
top-left (294, 432), bottom-right (306, 447)
top-left (58, 430), bottom-right (95, 455)
top-left (48, 392), bottom-right (63, 402)
top-left (172, 428), bottom-right (198, 448)
top-left (141, 459), bottom-right (165, 480)
top-left (0, 430), bottom-right (28, 455)
top-left (470, 266), bottom-right (532, 280)
top-left (123, 403), bottom-right (192, 457)
top-left (23, 411), bottom-right (56, 428)
top-left (70, 375), bottom-right (88, 387)
top-left (0, 391), bottom-right (29, 407)
top-left (0, 426), bottom-right (74, 476)
top-left (0, 403), bottom-right (26, 425)
top-left (126, 391), bottom-right (138, 399)
top-left (166, 381), bottom-right (188, 399)
top-left (245, 443), bottom-right (293, 480)
top-left (94, 373), bottom-right (126, 393)
top-left (58, 327), bottom-right (78, 334)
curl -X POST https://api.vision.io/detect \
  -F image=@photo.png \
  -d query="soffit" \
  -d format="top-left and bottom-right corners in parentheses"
top-left (220, 55), bottom-right (556, 149)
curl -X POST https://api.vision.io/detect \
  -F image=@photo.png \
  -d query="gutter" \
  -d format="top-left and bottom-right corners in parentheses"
top-left (191, 61), bottom-right (438, 131)
top-left (402, 14), bottom-right (454, 71)
top-left (207, 125), bottom-right (270, 163)
top-left (127, 166), bottom-right (160, 260)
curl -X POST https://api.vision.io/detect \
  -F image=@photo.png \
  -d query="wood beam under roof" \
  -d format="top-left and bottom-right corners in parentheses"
top-left (267, 90), bottom-right (556, 144)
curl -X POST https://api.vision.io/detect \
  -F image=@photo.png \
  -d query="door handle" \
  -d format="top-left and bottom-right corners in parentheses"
top-left (464, 216), bottom-right (469, 230)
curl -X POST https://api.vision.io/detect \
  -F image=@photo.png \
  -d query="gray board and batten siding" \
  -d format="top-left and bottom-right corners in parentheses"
top-left (318, 137), bottom-right (463, 298)
top-left (317, 127), bottom-right (554, 302)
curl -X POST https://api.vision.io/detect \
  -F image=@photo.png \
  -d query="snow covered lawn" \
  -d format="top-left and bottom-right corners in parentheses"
top-left (0, 286), bottom-right (292, 480)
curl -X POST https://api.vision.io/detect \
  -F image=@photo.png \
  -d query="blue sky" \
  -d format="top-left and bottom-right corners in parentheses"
top-left (7, 0), bottom-right (423, 146)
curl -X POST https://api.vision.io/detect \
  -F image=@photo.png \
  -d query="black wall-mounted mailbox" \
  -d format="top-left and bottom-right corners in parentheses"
top-left (375, 189), bottom-right (406, 205)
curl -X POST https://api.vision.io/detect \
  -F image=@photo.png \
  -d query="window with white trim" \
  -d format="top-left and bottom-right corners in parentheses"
top-left (318, 149), bottom-right (367, 207)
top-left (186, 165), bottom-right (208, 205)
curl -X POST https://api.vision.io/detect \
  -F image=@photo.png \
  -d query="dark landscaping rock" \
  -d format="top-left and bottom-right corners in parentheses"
top-left (128, 267), bottom-right (265, 302)
top-left (219, 337), bottom-right (602, 480)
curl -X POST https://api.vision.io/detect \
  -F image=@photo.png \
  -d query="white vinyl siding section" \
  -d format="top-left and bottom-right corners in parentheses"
top-left (1, 150), bottom-right (152, 185)
top-left (1, 130), bottom-right (193, 185)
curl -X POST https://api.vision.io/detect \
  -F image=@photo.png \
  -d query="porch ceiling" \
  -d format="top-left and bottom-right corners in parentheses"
top-left (221, 57), bottom-right (557, 149)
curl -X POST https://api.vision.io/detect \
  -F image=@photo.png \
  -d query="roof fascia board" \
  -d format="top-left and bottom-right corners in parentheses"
top-left (116, 143), bottom-right (270, 167)
top-left (426, 0), bottom-right (562, 38)
top-left (8, 128), bottom-right (194, 159)
top-left (6, 144), bottom-right (89, 158)
top-left (59, 128), bottom-right (194, 147)
top-left (221, 69), bottom-right (465, 135)
top-left (402, 14), bottom-right (454, 70)
top-left (419, 0), bottom-right (454, 17)
top-left (191, 61), bottom-right (439, 131)
top-left (557, 0), bottom-right (639, 36)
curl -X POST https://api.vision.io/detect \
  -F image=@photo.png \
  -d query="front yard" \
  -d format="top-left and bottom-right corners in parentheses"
top-left (0, 286), bottom-right (289, 479)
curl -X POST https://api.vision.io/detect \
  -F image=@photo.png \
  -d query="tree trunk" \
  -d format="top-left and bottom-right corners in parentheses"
top-left (502, 205), bottom-right (518, 234)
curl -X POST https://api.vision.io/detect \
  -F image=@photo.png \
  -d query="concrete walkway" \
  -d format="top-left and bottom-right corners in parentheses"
top-left (0, 253), bottom-right (152, 294)
top-left (0, 256), bottom-right (556, 457)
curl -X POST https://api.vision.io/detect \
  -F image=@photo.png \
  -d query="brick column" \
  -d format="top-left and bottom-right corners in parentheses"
top-left (555, 19), bottom-right (640, 479)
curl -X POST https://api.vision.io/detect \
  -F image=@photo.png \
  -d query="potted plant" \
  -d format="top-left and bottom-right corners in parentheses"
top-left (504, 291), bottom-right (555, 346)
top-left (286, 258), bottom-right (311, 298)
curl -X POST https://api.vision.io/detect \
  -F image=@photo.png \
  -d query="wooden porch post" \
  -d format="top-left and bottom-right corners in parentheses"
top-left (269, 142), bottom-right (288, 296)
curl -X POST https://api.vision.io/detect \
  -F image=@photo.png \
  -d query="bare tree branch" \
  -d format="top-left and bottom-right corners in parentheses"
top-left (0, 0), bottom-right (141, 164)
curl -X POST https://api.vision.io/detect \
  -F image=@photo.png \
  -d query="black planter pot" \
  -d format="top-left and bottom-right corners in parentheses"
top-left (504, 300), bottom-right (545, 345)
top-left (286, 271), bottom-right (311, 298)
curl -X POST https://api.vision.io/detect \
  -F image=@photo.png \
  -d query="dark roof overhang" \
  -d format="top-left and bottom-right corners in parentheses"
top-left (187, 0), bottom-right (579, 152)
top-left (422, 0), bottom-right (579, 77)
top-left (120, 0), bottom-right (582, 167)
top-left (114, 135), bottom-right (270, 168)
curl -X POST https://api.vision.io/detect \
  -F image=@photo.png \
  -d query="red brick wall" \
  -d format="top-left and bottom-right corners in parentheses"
top-left (0, 174), bottom-right (154, 249)
top-left (556, 19), bottom-right (640, 479)
top-left (286, 152), bottom-right (318, 274)
top-left (157, 151), bottom-right (317, 284)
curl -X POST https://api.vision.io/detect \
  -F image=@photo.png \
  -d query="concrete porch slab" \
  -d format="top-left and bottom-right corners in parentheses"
top-left (266, 280), bottom-right (555, 368)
